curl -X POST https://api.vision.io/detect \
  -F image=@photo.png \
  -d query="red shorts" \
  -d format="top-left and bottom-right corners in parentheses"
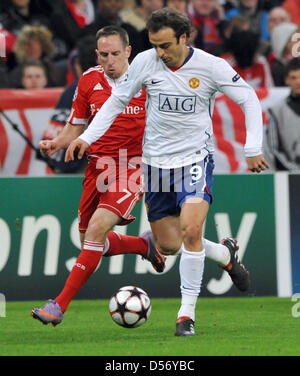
top-left (78, 156), bottom-right (143, 233)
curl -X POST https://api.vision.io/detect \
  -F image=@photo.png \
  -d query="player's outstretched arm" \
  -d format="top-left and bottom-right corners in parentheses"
top-left (212, 59), bottom-right (266, 165)
top-left (39, 123), bottom-right (84, 157)
top-left (246, 155), bottom-right (270, 173)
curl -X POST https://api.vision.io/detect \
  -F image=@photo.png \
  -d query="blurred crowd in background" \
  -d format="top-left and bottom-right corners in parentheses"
top-left (0, 0), bottom-right (299, 90)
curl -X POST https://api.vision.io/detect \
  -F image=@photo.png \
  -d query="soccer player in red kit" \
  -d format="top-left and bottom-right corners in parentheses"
top-left (31, 26), bottom-right (165, 326)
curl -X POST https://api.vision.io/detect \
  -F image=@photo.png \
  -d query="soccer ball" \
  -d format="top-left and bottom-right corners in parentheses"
top-left (109, 286), bottom-right (152, 328)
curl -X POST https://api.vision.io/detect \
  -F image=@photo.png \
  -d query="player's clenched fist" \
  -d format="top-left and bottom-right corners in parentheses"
top-left (38, 140), bottom-right (59, 157)
top-left (246, 155), bottom-right (270, 173)
top-left (65, 138), bottom-right (90, 162)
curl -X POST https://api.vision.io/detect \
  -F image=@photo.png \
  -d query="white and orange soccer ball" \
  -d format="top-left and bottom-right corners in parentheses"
top-left (109, 286), bottom-right (152, 328)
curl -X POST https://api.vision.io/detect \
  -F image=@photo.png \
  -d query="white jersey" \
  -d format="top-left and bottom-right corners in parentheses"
top-left (80, 47), bottom-right (263, 168)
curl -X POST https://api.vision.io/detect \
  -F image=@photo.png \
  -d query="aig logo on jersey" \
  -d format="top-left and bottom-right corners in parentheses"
top-left (159, 94), bottom-right (196, 114)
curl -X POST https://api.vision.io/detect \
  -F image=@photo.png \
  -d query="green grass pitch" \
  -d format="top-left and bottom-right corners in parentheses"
top-left (1, 297), bottom-right (299, 356)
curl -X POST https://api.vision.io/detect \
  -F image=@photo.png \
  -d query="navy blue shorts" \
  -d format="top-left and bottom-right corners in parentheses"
top-left (143, 154), bottom-right (214, 222)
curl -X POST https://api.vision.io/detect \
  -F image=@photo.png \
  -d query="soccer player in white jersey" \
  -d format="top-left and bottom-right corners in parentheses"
top-left (66, 8), bottom-right (269, 336)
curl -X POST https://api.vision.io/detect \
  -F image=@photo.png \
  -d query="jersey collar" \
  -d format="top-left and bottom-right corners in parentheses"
top-left (104, 70), bottom-right (128, 88)
top-left (168, 47), bottom-right (194, 72)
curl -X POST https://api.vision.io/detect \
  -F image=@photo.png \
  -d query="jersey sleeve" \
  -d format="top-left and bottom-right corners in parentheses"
top-left (79, 53), bottom-right (146, 145)
top-left (212, 58), bottom-right (263, 157)
top-left (67, 78), bottom-right (90, 126)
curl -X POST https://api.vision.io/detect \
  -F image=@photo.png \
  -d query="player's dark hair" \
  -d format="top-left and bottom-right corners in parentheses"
top-left (76, 35), bottom-right (98, 72)
top-left (96, 25), bottom-right (130, 48)
top-left (146, 7), bottom-right (191, 41)
top-left (284, 57), bottom-right (300, 77)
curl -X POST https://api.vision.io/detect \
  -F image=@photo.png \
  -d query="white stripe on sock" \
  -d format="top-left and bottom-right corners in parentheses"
top-left (83, 240), bottom-right (104, 252)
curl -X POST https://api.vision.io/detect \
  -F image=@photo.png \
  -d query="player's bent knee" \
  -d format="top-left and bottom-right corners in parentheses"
top-left (157, 239), bottom-right (181, 255)
top-left (182, 223), bottom-right (202, 245)
top-left (159, 247), bottom-right (179, 256)
top-left (86, 219), bottom-right (109, 240)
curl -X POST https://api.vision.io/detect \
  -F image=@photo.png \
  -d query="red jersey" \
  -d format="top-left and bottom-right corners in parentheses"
top-left (68, 65), bottom-right (146, 158)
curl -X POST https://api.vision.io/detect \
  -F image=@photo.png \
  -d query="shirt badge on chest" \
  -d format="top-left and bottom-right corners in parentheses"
top-left (189, 78), bottom-right (200, 89)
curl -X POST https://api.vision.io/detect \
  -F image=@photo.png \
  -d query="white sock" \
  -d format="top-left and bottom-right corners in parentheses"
top-left (202, 238), bottom-right (230, 266)
top-left (172, 239), bottom-right (230, 267)
top-left (178, 247), bottom-right (205, 322)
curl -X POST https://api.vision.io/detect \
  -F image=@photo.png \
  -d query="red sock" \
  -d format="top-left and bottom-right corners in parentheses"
top-left (104, 231), bottom-right (148, 258)
top-left (55, 240), bottom-right (104, 313)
